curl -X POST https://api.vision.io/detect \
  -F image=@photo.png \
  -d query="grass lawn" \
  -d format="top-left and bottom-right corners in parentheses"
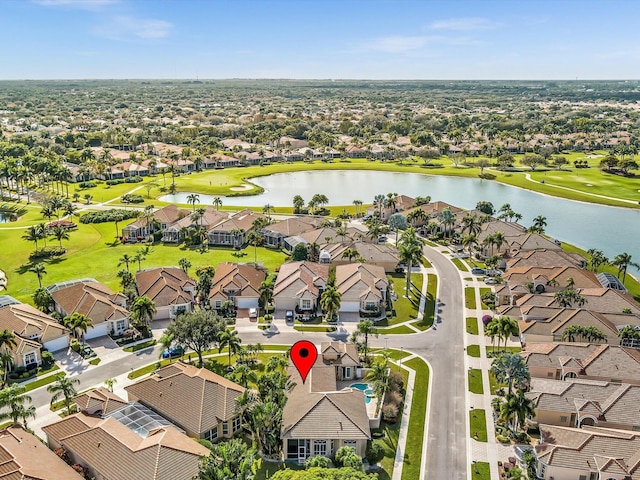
top-left (479, 287), bottom-right (493, 308)
top-left (401, 357), bottom-right (430, 480)
top-left (467, 345), bottom-right (480, 358)
top-left (465, 287), bottom-right (477, 309)
top-left (379, 325), bottom-right (416, 334)
top-left (489, 371), bottom-right (504, 395)
top-left (22, 371), bottom-right (66, 393)
top-left (421, 256), bottom-right (432, 268)
top-left (486, 346), bottom-right (522, 355)
top-left (414, 274), bottom-right (437, 330)
top-left (468, 369), bottom-right (484, 394)
top-left (293, 325), bottom-right (335, 332)
top-left (471, 461), bottom-right (491, 480)
top-left (469, 409), bottom-right (488, 442)
top-left (123, 339), bottom-right (157, 352)
top-left (378, 273), bottom-right (423, 327)
top-left (452, 257), bottom-right (469, 272)
top-left (466, 317), bottom-right (479, 335)
top-left (1, 219), bottom-right (287, 303)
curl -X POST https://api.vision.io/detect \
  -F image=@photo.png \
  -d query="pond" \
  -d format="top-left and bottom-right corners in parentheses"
top-left (0, 211), bottom-right (16, 223)
top-left (160, 170), bottom-right (640, 273)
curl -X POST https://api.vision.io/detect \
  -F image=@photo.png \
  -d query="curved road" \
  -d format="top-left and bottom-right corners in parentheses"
top-left (26, 244), bottom-right (467, 479)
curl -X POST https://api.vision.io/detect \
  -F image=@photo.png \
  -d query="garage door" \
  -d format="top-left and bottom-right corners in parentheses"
top-left (84, 323), bottom-right (108, 340)
top-left (340, 301), bottom-right (360, 313)
top-left (237, 298), bottom-right (258, 309)
top-left (43, 335), bottom-right (69, 352)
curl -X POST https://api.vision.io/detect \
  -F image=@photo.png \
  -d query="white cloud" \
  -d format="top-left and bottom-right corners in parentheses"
top-left (428, 17), bottom-right (499, 31)
top-left (33, 0), bottom-right (118, 8)
top-left (92, 15), bottom-right (172, 40)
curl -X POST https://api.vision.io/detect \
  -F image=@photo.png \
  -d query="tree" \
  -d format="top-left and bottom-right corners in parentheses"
top-left (246, 230), bottom-right (264, 263)
top-left (166, 311), bottom-right (225, 367)
top-left (47, 374), bottom-right (80, 415)
top-left (612, 252), bottom-right (639, 283)
top-left (365, 358), bottom-right (389, 414)
top-left (0, 384), bottom-right (35, 427)
top-left (64, 312), bottom-right (93, 340)
top-left (521, 153), bottom-right (545, 171)
top-left (178, 257), bottom-right (192, 274)
top-left (118, 253), bottom-right (132, 272)
top-left (0, 330), bottom-right (17, 386)
top-left (104, 378), bottom-right (117, 392)
top-left (491, 352), bottom-right (530, 396)
top-left (212, 196), bottom-right (222, 210)
top-left (32, 287), bottom-right (54, 312)
top-left (197, 438), bottom-right (257, 480)
top-left (263, 203), bottom-right (274, 221)
top-left (397, 227), bottom-right (424, 297)
top-left (231, 363), bottom-right (256, 388)
top-left (271, 467), bottom-right (376, 480)
top-left (529, 215), bottom-right (547, 234)
top-left (113, 213), bottom-right (124, 240)
top-left (461, 233), bottom-right (478, 259)
top-left (28, 262), bottom-right (47, 289)
top-left (341, 247), bottom-right (359, 263)
top-left (587, 249), bottom-right (608, 273)
top-left (500, 390), bottom-right (536, 433)
top-left (437, 208), bottom-right (455, 237)
top-left (186, 193), bottom-right (200, 212)
top-left (475, 201), bottom-right (495, 215)
top-left (22, 225), bottom-right (41, 254)
top-left (320, 284), bottom-right (341, 322)
top-left (218, 328), bottom-right (242, 367)
top-left (388, 213), bottom-right (407, 242)
top-left (258, 280), bottom-right (274, 310)
top-left (50, 224), bottom-right (70, 249)
top-left (129, 295), bottom-right (156, 330)
top-left (355, 320), bottom-right (377, 363)
top-left (293, 195), bottom-right (305, 214)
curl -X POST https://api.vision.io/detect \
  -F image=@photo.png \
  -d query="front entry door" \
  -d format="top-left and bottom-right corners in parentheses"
top-left (298, 442), bottom-right (306, 462)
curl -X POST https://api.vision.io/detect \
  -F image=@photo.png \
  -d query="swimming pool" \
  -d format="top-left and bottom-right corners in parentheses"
top-left (349, 383), bottom-right (374, 403)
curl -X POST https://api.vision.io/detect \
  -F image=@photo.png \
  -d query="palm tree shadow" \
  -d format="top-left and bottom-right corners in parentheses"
top-left (105, 240), bottom-right (120, 247)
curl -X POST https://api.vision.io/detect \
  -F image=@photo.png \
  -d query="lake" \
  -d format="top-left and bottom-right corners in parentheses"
top-left (160, 170), bottom-right (640, 272)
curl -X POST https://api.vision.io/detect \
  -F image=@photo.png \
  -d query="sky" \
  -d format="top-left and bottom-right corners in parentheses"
top-left (1, 0), bottom-right (640, 80)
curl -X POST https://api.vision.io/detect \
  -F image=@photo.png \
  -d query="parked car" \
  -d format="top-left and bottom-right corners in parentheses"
top-left (484, 277), bottom-right (498, 284)
top-left (377, 236), bottom-right (388, 243)
top-left (285, 310), bottom-right (294, 323)
top-left (162, 345), bottom-right (185, 359)
top-left (248, 307), bottom-right (258, 318)
top-left (485, 269), bottom-right (501, 277)
top-left (471, 267), bottom-right (486, 275)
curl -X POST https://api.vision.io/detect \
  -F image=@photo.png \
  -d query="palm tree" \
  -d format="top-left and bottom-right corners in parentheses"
top-left (22, 225), bottom-right (41, 254)
top-left (497, 316), bottom-right (519, 351)
top-left (113, 213), bottom-right (124, 240)
top-left (491, 353), bottom-right (530, 396)
top-left (461, 214), bottom-right (482, 236)
top-left (365, 358), bottom-right (389, 415)
top-left (293, 195), bottom-right (305, 214)
top-left (0, 330), bottom-right (17, 386)
top-left (219, 329), bottom-right (242, 367)
top-left (118, 253), bottom-right (132, 272)
top-left (612, 252), bottom-right (639, 283)
top-left (0, 384), bottom-right (35, 427)
top-left (130, 296), bottom-right (157, 330)
top-left (356, 319), bottom-right (377, 363)
top-left (341, 247), bottom-right (359, 263)
top-left (266, 354), bottom-right (288, 372)
top-left (587, 249), bottom-right (608, 273)
top-left (178, 257), bottom-right (192, 274)
top-left (500, 390), bottom-right (535, 433)
top-left (484, 319), bottom-right (499, 352)
top-left (352, 199), bottom-right (363, 217)
top-left (50, 224), bottom-right (70, 249)
top-left (530, 215), bottom-right (547, 233)
top-left (186, 193), bottom-right (200, 212)
top-left (28, 263), bottom-right (47, 289)
top-left (437, 208), bottom-right (455, 237)
top-left (306, 242), bottom-right (320, 262)
top-left (103, 377), bottom-right (117, 392)
top-left (258, 281), bottom-right (274, 311)
top-left (48, 374), bottom-right (80, 415)
top-left (398, 227), bottom-right (424, 297)
top-left (64, 312), bottom-right (93, 340)
top-left (461, 233), bottom-right (478, 259)
top-left (320, 284), bottom-right (341, 322)
top-left (262, 204), bottom-right (274, 221)
top-left (246, 231), bottom-right (264, 263)
top-left (407, 208), bottom-right (428, 227)
top-left (232, 364), bottom-right (256, 388)
top-left (212, 196), bottom-right (222, 211)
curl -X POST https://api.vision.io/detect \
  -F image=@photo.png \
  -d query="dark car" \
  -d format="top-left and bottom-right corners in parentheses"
top-left (285, 310), bottom-right (294, 322)
top-left (162, 345), bottom-right (185, 359)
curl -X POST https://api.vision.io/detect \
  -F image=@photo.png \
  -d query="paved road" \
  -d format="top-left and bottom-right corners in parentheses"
top-left (27, 244), bottom-right (467, 480)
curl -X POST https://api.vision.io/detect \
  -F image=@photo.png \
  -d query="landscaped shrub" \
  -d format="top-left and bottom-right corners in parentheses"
top-left (305, 455), bottom-right (331, 469)
top-left (382, 403), bottom-right (399, 422)
top-left (365, 441), bottom-right (385, 464)
top-left (385, 390), bottom-right (403, 407)
top-left (105, 179), bottom-right (125, 185)
top-left (125, 176), bottom-right (144, 183)
top-left (387, 370), bottom-right (405, 394)
top-left (121, 193), bottom-right (144, 203)
top-left (496, 434), bottom-right (510, 443)
top-left (29, 246), bottom-right (66, 260)
top-left (77, 181), bottom-right (97, 189)
top-left (41, 351), bottom-right (55, 368)
top-left (79, 209), bottom-right (139, 224)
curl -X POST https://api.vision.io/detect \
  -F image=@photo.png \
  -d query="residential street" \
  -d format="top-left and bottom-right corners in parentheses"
top-left (26, 243), bottom-right (468, 480)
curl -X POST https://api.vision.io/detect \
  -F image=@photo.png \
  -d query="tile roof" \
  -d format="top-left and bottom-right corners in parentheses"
top-left (50, 281), bottom-right (129, 325)
top-left (43, 411), bottom-right (208, 480)
top-left (125, 362), bottom-right (244, 436)
top-left (207, 209), bottom-right (265, 233)
top-left (262, 217), bottom-right (323, 237)
top-left (335, 263), bottom-right (388, 302)
top-left (507, 249), bottom-right (586, 269)
top-left (0, 426), bottom-right (83, 480)
top-left (0, 303), bottom-right (68, 345)
top-left (73, 387), bottom-right (128, 416)
top-left (208, 263), bottom-right (265, 301)
top-left (135, 267), bottom-right (195, 308)
top-left (273, 261), bottom-right (329, 298)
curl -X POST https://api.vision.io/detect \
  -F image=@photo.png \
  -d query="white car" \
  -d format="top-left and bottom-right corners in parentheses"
top-left (248, 308), bottom-right (258, 318)
top-left (484, 277), bottom-right (498, 284)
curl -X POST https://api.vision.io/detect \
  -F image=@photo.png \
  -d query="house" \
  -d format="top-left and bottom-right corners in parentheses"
top-left (161, 207), bottom-right (227, 243)
top-left (510, 288), bottom-right (640, 316)
top-left (260, 217), bottom-right (323, 249)
top-left (208, 262), bottom-right (266, 310)
top-left (273, 261), bottom-right (329, 314)
top-left (335, 264), bottom-right (388, 315)
top-left (283, 226), bottom-right (369, 252)
top-left (125, 362), bottom-right (245, 441)
top-left (528, 377), bottom-right (640, 430)
top-left (115, 161), bottom-right (150, 177)
top-left (506, 249), bottom-right (587, 270)
top-left (43, 392), bottom-right (209, 480)
top-left (533, 424), bottom-right (640, 480)
top-left (48, 279), bottom-right (130, 339)
top-left (122, 205), bottom-right (189, 241)
top-left (400, 201), bottom-right (463, 226)
top-left (522, 343), bottom-right (640, 384)
top-left (207, 209), bottom-right (266, 247)
top-left (282, 342), bottom-right (370, 463)
top-left (0, 296), bottom-right (70, 368)
top-left (366, 195), bottom-right (417, 222)
top-left (0, 426), bottom-right (84, 480)
top-left (135, 267), bottom-right (195, 320)
top-left (73, 387), bottom-right (129, 416)
top-left (320, 342), bottom-right (360, 381)
top-left (319, 242), bottom-right (400, 272)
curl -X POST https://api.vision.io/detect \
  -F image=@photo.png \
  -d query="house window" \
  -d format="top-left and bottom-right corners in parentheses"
top-left (365, 302), bottom-right (377, 309)
top-left (301, 299), bottom-right (312, 310)
top-left (222, 422), bottom-right (229, 435)
top-left (343, 440), bottom-right (357, 448)
top-left (313, 440), bottom-right (327, 457)
top-left (24, 352), bottom-right (37, 365)
top-left (176, 305), bottom-right (187, 315)
top-left (214, 301), bottom-right (222, 309)
top-left (116, 320), bottom-right (126, 332)
top-left (205, 427), bottom-right (218, 441)
top-left (232, 417), bottom-right (241, 432)
top-left (343, 367), bottom-right (351, 379)
top-left (560, 416), bottom-right (568, 423)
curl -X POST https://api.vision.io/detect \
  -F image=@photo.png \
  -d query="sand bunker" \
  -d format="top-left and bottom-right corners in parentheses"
top-left (0, 270), bottom-right (6, 291)
top-left (230, 184), bottom-right (253, 191)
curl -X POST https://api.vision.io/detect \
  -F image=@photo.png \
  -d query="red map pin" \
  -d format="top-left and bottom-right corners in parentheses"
top-left (290, 340), bottom-right (317, 384)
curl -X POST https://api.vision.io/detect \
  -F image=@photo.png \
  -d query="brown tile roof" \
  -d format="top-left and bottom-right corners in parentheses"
top-left (335, 263), bottom-right (388, 301)
top-left (43, 412), bottom-right (208, 480)
top-left (125, 362), bottom-right (244, 436)
top-left (262, 217), bottom-right (322, 237)
top-left (124, 204), bottom-right (189, 230)
top-left (503, 266), bottom-right (601, 291)
top-left (0, 303), bottom-right (68, 345)
top-left (320, 342), bottom-right (360, 367)
top-left (50, 281), bottom-right (129, 325)
top-left (208, 209), bottom-right (265, 233)
top-left (507, 249), bottom-right (586, 269)
top-left (74, 387), bottom-right (128, 416)
top-left (135, 268), bottom-right (195, 308)
top-left (515, 288), bottom-right (640, 315)
top-left (273, 261), bottom-right (329, 298)
top-left (0, 426), bottom-right (83, 480)
top-left (208, 263), bottom-right (265, 301)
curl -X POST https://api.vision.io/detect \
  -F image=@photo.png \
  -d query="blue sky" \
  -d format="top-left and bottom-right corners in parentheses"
top-left (1, 0), bottom-right (639, 80)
